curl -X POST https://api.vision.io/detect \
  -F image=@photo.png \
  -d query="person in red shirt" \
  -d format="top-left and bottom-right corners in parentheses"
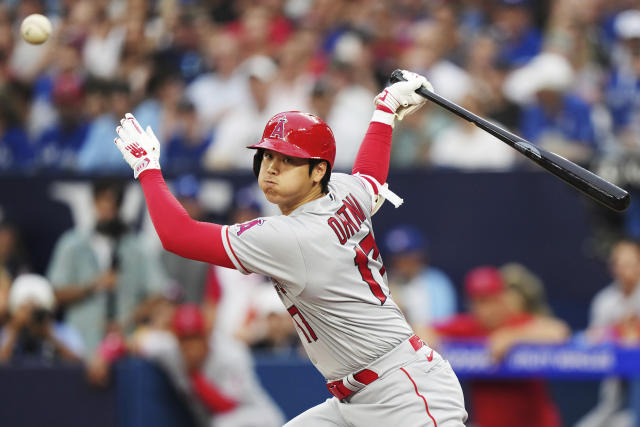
top-left (431, 266), bottom-right (569, 427)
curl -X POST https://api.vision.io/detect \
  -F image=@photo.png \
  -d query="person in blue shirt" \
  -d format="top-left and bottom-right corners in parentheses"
top-left (383, 225), bottom-right (457, 336)
top-left (491, 0), bottom-right (542, 68)
top-left (605, 10), bottom-right (640, 148)
top-left (34, 73), bottom-right (89, 172)
top-left (517, 53), bottom-right (597, 165)
top-left (76, 80), bottom-right (134, 174)
top-left (162, 99), bottom-right (213, 175)
top-left (0, 100), bottom-right (33, 171)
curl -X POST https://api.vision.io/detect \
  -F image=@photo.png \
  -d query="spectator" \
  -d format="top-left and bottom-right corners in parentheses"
top-left (82, 4), bottom-right (126, 80)
top-left (0, 220), bottom-right (30, 279)
top-left (203, 55), bottom-right (279, 170)
top-left (185, 32), bottom-right (248, 131)
top-left (383, 225), bottom-right (457, 334)
top-left (506, 52), bottom-right (597, 165)
top-left (76, 79), bottom-right (135, 173)
top-left (162, 100), bottom-right (213, 175)
top-left (400, 20), bottom-right (472, 104)
top-left (210, 186), bottom-right (275, 340)
top-left (0, 91), bottom-right (33, 171)
top-left (500, 262), bottom-right (552, 316)
top-left (465, 34), bottom-right (522, 131)
top-left (161, 175), bottom-right (216, 303)
top-left (577, 238), bottom-right (640, 427)
top-left (430, 266), bottom-right (569, 427)
top-left (241, 283), bottom-right (299, 356)
top-left (134, 71), bottom-right (185, 143)
top-left (0, 274), bottom-right (82, 364)
top-left (34, 72), bottom-right (90, 171)
top-left (605, 10), bottom-right (640, 149)
top-left (324, 54), bottom-right (377, 171)
top-left (136, 304), bottom-right (285, 427)
top-left (47, 179), bottom-right (167, 355)
top-left (0, 220), bottom-right (31, 324)
top-left (490, 0), bottom-right (543, 68)
top-left (429, 87), bottom-right (517, 170)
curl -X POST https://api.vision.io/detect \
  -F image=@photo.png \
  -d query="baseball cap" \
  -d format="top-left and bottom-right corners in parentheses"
top-left (242, 55), bottom-right (277, 83)
top-left (615, 10), bottom-right (640, 40)
top-left (52, 73), bottom-right (84, 105)
top-left (384, 225), bottom-right (427, 256)
top-left (9, 274), bottom-right (56, 313)
top-left (464, 266), bottom-right (505, 298)
top-left (172, 304), bottom-right (205, 337)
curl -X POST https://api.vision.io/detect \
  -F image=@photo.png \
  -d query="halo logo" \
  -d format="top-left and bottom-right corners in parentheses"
top-left (270, 118), bottom-right (288, 139)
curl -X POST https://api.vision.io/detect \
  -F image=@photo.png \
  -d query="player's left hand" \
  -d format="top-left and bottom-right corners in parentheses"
top-left (114, 113), bottom-right (161, 179)
top-left (375, 70), bottom-right (433, 120)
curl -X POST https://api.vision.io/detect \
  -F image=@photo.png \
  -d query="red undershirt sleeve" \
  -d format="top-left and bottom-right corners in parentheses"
top-left (189, 371), bottom-right (237, 413)
top-left (138, 169), bottom-right (234, 269)
top-left (351, 120), bottom-right (393, 184)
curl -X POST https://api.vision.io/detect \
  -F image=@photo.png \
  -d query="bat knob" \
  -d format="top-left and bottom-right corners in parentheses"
top-left (389, 69), bottom-right (406, 84)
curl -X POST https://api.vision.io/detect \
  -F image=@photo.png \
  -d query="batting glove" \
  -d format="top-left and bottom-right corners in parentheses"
top-left (374, 70), bottom-right (433, 121)
top-left (114, 113), bottom-right (161, 179)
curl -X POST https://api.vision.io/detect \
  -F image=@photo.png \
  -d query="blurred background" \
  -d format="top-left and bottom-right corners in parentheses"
top-left (0, 0), bottom-right (640, 426)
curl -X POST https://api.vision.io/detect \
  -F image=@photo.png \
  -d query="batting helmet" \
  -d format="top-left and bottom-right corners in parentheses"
top-left (248, 111), bottom-right (336, 169)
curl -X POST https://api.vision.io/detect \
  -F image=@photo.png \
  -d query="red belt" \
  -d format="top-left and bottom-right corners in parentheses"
top-left (326, 334), bottom-right (425, 400)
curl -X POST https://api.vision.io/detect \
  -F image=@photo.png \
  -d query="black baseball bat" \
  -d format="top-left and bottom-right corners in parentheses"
top-left (390, 69), bottom-right (630, 212)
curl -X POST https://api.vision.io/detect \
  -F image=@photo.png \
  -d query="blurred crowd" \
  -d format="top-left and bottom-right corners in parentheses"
top-left (0, 0), bottom-right (638, 175)
top-left (0, 174), bottom-right (640, 425)
top-left (1, 0), bottom-right (640, 425)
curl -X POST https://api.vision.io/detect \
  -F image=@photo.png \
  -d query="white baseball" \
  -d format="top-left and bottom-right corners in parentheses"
top-left (20, 14), bottom-right (52, 45)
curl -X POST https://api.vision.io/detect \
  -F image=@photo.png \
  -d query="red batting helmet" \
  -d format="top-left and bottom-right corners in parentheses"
top-left (248, 111), bottom-right (336, 169)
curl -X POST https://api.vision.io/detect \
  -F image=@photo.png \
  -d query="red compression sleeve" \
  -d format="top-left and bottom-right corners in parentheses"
top-left (351, 119), bottom-right (393, 183)
top-left (138, 169), bottom-right (234, 269)
top-left (190, 372), bottom-right (237, 413)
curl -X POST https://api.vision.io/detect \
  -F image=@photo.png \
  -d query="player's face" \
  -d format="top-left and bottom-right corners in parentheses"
top-left (258, 150), bottom-right (326, 215)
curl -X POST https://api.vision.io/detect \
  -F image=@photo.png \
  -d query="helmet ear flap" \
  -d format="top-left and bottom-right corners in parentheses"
top-left (252, 149), bottom-right (264, 179)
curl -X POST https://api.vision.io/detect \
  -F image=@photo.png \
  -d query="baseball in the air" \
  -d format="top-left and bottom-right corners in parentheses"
top-left (20, 14), bottom-right (52, 45)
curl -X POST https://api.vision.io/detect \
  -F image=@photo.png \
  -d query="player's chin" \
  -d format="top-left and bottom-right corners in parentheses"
top-left (261, 187), bottom-right (280, 204)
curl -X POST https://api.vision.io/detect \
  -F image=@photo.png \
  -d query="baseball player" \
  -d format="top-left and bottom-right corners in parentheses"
top-left (114, 70), bottom-right (467, 426)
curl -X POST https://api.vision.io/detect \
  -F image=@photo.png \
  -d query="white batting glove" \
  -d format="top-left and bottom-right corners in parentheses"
top-left (114, 113), bottom-right (161, 179)
top-left (374, 70), bottom-right (433, 121)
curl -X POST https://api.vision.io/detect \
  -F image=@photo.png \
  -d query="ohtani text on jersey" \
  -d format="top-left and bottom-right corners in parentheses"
top-left (327, 194), bottom-right (367, 244)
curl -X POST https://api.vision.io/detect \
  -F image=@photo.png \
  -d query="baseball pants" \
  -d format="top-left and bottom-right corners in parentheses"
top-left (285, 342), bottom-right (467, 427)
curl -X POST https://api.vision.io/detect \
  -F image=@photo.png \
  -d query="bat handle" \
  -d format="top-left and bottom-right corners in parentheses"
top-left (389, 69), bottom-right (406, 84)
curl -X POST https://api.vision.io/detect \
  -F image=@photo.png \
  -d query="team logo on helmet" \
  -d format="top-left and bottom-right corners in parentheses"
top-left (270, 118), bottom-right (287, 139)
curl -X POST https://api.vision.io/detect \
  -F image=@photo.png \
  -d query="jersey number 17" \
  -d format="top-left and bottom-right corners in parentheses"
top-left (354, 231), bottom-right (387, 305)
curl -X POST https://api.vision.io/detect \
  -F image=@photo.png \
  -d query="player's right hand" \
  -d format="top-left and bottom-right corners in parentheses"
top-left (114, 113), bottom-right (161, 179)
top-left (375, 70), bottom-right (433, 120)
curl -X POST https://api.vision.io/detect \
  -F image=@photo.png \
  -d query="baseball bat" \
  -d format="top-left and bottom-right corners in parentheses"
top-left (389, 70), bottom-right (631, 212)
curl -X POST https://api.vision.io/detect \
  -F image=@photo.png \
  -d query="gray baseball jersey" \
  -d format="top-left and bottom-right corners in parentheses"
top-left (221, 173), bottom-right (413, 380)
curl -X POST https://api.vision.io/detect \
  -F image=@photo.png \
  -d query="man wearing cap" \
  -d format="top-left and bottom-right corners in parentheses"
top-left (430, 266), bottom-right (569, 427)
top-left (606, 10), bottom-right (640, 148)
top-left (383, 225), bottom-right (457, 331)
top-left (0, 274), bottom-right (82, 363)
top-left (507, 52), bottom-right (597, 165)
top-left (137, 304), bottom-right (284, 427)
